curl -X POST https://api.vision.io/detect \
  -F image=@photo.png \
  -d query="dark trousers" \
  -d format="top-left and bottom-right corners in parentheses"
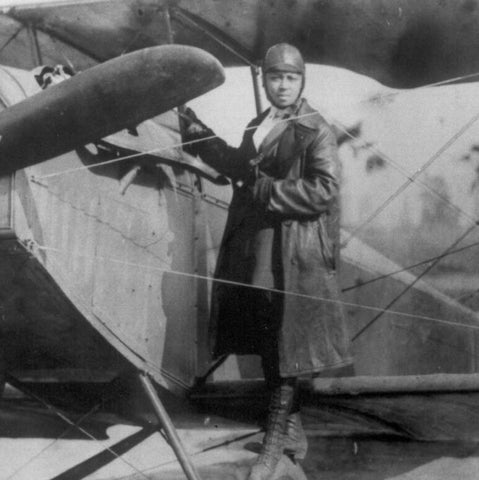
top-left (257, 291), bottom-right (299, 413)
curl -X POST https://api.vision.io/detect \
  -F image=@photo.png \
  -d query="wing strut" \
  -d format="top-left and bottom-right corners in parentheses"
top-left (0, 23), bottom-right (23, 55)
top-left (27, 22), bottom-right (42, 65)
top-left (172, 7), bottom-right (255, 67)
top-left (250, 65), bottom-right (263, 115)
top-left (171, 7), bottom-right (263, 114)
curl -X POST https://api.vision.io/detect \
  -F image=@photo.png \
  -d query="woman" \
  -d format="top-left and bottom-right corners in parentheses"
top-left (184, 43), bottom-right (352, 480)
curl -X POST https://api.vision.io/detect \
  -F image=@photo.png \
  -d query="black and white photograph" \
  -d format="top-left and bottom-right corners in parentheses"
top-left (1, 1), bottom-right (479, 479)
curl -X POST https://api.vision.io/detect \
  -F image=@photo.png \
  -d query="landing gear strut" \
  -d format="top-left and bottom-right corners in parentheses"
top-left (139, 372), bottom-right (203, 480)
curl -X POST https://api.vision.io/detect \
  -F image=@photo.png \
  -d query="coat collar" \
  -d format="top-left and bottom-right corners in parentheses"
top-left (252, 98), bottom-right (321, 131)
top-left (292, 99), bottom-right (321, 131)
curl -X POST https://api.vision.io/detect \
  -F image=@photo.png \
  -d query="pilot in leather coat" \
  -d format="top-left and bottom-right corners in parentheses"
top-left (184, 43), bottom-right (352, 480)
top-left (187, 97), bottom-right (352, 378)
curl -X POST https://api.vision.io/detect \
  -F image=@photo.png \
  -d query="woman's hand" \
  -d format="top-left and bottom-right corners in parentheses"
top-left (181, 107), bottom-right (209, 135)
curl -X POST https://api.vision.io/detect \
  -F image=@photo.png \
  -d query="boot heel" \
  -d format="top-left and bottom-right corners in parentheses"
top-left (283, 412), bottom-right (308, 460)
top-left (284, 446), bottom-right (307, 461)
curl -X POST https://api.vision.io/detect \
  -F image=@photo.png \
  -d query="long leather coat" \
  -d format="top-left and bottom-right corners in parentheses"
top-left (190, 99), bottom-right (352, 377)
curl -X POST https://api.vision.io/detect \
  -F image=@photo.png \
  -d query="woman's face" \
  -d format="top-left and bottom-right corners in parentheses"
top-left (264, 71), bottom-right (303, 108)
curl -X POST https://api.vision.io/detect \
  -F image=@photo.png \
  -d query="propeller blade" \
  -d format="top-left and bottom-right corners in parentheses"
top-left (0, 44), bottom-right (224, 174)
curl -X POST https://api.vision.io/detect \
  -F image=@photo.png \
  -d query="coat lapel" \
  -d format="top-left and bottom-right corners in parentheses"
top-left (259, 120), bottom-right (289, 157)
top-left (264, 120), bottom-right (318, 178)
top-left (248, 101), bottom-right (321, 178)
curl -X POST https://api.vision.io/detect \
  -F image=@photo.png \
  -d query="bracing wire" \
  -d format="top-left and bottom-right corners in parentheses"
top-left (31, 108), bottom-right (479, 262)
top-left (28, 89), bottom-right (479, 350)
top-left (5, 402), bottom-right (103, 480)
top-left (333, 121), bottom-right (479, 247)
top-left (4, 370), bottom-right (258, 480)
top-left (32, 136), bottom-right (214, 180)
top-left (29, 174), bottom-right (479, 373)
top-left (31, 111), bottom-right (322, 181)
top-left (0, 24), bottom-right (24, 55)
top-left (26, 69), bottom-right (479, 342)
top-left (33, 105), bottom-right (479, 255)
top-left (4, 376), bottom-right (152, 480)
top-left (351, 224), bottom-right (478, 342)
top-left (30, 85), bottom-right (479, 346)
top-left (34, 243), bottom-right (479, 333)
top-left (342, 239), bottom-right (479, 292)
top-left (364, 70), bottom-right (479, 104)
top-left (414, 71), bottom-right (479, 89)
top-left (339, 109), bottom-right (479, 247)
top-left (331, 101), bottom-right (479, 336)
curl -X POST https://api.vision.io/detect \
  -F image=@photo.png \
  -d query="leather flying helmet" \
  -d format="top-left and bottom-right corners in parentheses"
top-left (262, 43), bottom-right (305, 74)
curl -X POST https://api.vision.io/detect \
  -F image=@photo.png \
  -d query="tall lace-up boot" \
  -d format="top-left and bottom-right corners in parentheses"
top-left (248, 383), bottom-right (294, 480)
top-left (283, 412), bottom-right (308, 460)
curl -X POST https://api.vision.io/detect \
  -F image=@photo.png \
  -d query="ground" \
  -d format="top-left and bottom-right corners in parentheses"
top-left (1, 385), bottom-right (479, 480)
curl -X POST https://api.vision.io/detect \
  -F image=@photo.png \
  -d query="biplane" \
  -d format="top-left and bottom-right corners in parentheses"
top-left (2, 1), bottom-right (479, 479)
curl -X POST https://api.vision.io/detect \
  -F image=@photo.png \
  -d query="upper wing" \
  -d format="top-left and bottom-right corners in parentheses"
top-left (1, 0), bottom-right (479, 88)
